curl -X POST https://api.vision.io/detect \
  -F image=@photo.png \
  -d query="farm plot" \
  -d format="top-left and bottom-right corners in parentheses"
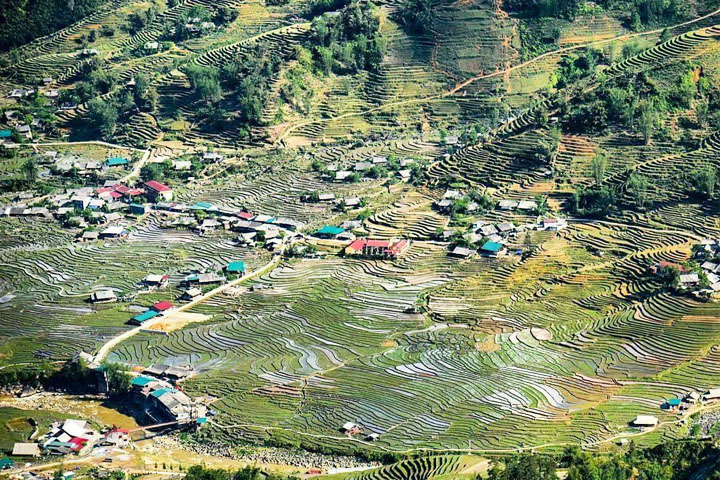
top-left (105, 216), bottom-right (719, 452)
top-left (0, 212), bottom-right (266, 366)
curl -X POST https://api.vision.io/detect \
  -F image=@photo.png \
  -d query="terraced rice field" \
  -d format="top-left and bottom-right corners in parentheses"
top-left (2, 0), bottom-right (720, 459)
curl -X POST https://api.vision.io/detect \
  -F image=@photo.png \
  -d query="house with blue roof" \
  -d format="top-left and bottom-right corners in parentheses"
top-left (191, 201), bottom-right (215, 211)
top-left (131, 376), bottom-right (155, 387)
top-left (480, 241), bottom-right (507, 258)
top-left (106, 157), bottom-right (129, 167)
top-left (0, 130), bottom-right (11, 139)
top-left (314, 225), bottom-right (345, 239)
top-left (129, 309), bottom-right (159, 325)
top-left (225, 261), bottom-right (246, 274)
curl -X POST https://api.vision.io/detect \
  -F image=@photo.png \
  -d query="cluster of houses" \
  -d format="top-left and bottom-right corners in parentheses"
top-left (0, 110), bottom-right (45, 146)
top-left (93, 261), bottom-right (247, 324)
top-left (693, 239), bottom-right (720, 298)
top-left (446, 215), bottom-right (567, 260)
top-left (630, 388), bottom-right (720, 430)
top-left (0, 177), bottom-right (173, 238)
top-left (184, 16), bottom-right (217, 34)
top-left (330, 155), bottom-right (417, 183)
top-left (130, 375), bottom-right (206, 424)
top-left (127, 300), bottom-right (174, 326)
top-left (12, 419), bottom-right (103, 459)
top-left (340, 422), bottom-right (380, 442)
top-left (649, 239), bottom-right (720, 297)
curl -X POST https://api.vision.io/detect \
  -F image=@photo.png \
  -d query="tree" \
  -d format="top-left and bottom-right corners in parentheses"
top-left (689, 166), bottom-right (716, 199)
top-left (626, 172), bottom-right (651, 209)
top-left (486, 454), bottom-right (556, 480)
top-left (637, 102), bottom-right (660, 145)
top-left (696, 97), bottom-right (709, 129)
top-left (87, 99), bottom-right (118, 137)
top-left (590, 152), bottom-right (607, 186)
top-left (537, 127), bottom-right (561, 164)
top-left (397, 0), bottom-right (435, 34)
top-left (21, 159), bottom-right (38, 184)
top-left (101, 362), bottom-right (131, 397)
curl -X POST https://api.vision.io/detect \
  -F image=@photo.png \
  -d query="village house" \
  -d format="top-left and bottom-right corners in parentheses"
top-left (450, 246), bottom-right (474, 259)
top-left (354, 161), bottom-right (372, 172)
top-left (318, 193), bottom-right (336, 202)
top-left (275, 217), bottom-right (304, 231)
top-left (344, 238), bottom-right (410, 259)
top-left (129, 309), bottom-right (159, 325)
top-left (496, 222), bottom-right (515, 235)
top-left (335, 170), bottom-right (353, 181)
top-left (341, 422), bottom-right (361, 435)
top-left (100, 226), bottom-right (127, 239)
top-left (152, 300), bottom-right (173, 313)
top-left (202, 152), bottom-right (223, 163)
top-left (102, 428), bottom-right (130, 447)
top-left (80, 230), bottom-right (100, 242)
top-left (183, 287), bottom-right (202, 301)
top-left (679, 273), bottom-right (700, 289)
top-left (498, 199), bottom-right (518, 210)
top-left (315, 225), bottom-right (345, 239)
top-left (225, 261), bottom-right (246, 275)
top-left (41, 419), bottom-right (99, 456)
top-left (144, 274), bottom-right (169, 288)
top-left (106, 157), bottom-right (129, 168)
top-left (145, 181), bottom-right (173, 201)
top-left (90, 290), bottom-right (117, 303)
top-left (517, 200), bottom-right (537, 211)
top-left (541, 217), bottom-right (568, 231)
top-left (479, 224), bottom-right (498, 236)
top-left (703, 388), bottom-right (720, 402)
top-left (12, 443), bottom-right (40, 457)
top-left (631, 415), bottom-right (658, 429)
top-left (342, 197), bottom-right (362, 208)
top-left (186, 272), bottom-right (226, 285)
top-left (174, 160), bottom-right (192, 171)
top-left (480, 241), bottom-right (507, 258)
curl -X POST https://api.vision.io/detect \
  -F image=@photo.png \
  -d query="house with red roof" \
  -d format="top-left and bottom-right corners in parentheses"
top-left (102, 428), bottom-right (130, 446)
top-left (152, 300), bottom-right (173, 312)
top-left (145, 180), bottom-right (173, 201)
top-left (345, 238), bottom-right (410, 259)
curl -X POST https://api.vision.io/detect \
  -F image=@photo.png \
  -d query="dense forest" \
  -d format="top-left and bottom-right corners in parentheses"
top-left (0, 0), bottom-right (110, 51)
top-left (486, 441), bottom-right (720, 480)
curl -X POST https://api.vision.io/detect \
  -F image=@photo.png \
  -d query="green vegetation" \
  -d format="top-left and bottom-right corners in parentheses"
top-left (184, 465), bottom-right (297, 480)
top-left (0, 0), bottom-right (109, 52)
top-left (487, 441), bottom-right (720, 480)
top-left (307, 1), bottom-right (385, 75)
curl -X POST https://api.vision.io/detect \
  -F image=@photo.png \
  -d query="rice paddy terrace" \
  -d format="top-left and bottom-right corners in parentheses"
top-left (1, 0), bottom-right (720, 461)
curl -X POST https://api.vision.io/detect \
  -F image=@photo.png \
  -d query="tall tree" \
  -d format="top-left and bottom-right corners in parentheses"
top-left (590, 152), bottom-right (607, 186)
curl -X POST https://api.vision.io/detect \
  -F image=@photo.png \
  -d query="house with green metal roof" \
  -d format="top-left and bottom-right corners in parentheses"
top-left (131, 376), bottom-right (155, 387)
top-left (480, 241), bottom-right (507, 258)
top-left (106, 157), bottom-right (129, 167)
top-left (191, 201), bottom-right (215, 210)
top-left (129, 309), bottom-right (159, 325)
top-left (0, 458), bottom-right (14, 469)
top-left (0, 130), bottom-right (11, 139)
top-left (151, 387), bottom-right (177, 398)
top-left (226, 261), bottom-right (246, 274)
top-left (314, 225), bottom-right (345, 238)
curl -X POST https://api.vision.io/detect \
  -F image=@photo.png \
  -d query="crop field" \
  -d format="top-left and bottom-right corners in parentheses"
top-left (1, 0), bottom-right (720, 461)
